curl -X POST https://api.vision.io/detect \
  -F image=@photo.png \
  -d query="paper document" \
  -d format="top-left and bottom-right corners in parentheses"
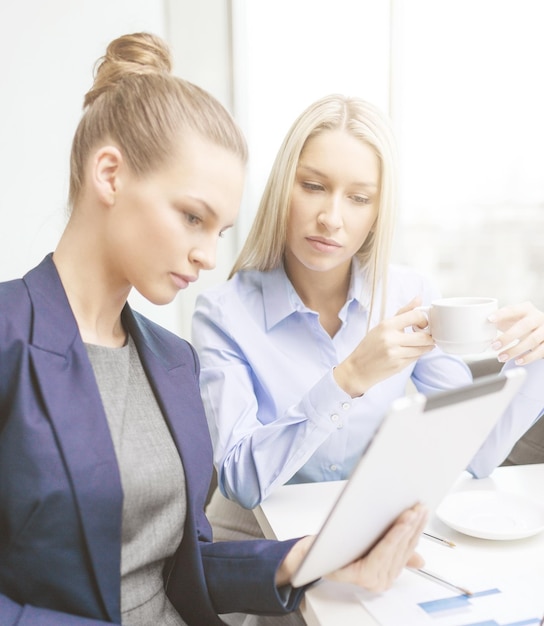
top-left (359, 569), bottom-right (543, 626)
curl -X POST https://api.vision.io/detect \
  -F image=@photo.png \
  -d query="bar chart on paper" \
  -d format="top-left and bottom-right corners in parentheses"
top-left (360, 570), bottom-right (543, 626)
top-left (418, 588), bottom-right (540, 626)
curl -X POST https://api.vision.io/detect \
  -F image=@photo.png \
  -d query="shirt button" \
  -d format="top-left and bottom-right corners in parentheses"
top-left (330, 464), bottom-right (338, 471)
top-left (336, 422), bottom-right (344, 429)
top-left (342, 402), bottom-right (350, 410)
top-left (330, 414), bottom-right (339, 422)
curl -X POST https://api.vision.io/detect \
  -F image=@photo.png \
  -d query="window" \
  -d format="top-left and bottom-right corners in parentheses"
top-left (392, 0), bottom-right (544, 308)
top-left (233, 0), bottom-right (544, 308)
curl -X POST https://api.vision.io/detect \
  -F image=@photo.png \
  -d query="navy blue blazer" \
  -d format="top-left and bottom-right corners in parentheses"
top-left (0, 255), bottom-right (303, 625)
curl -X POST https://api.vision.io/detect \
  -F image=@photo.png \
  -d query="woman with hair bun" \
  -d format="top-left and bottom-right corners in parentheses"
top-left (0, 33), bottom-right (428, 625)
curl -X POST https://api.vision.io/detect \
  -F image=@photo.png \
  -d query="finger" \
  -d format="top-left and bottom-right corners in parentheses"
top-left (492, 313), bottom-right (543, 349)
top-left (514, 346), bottom-right (544, 365)
top-left (363, 506), bottom-right (427, 591)
top-left (395, 346), bottom-right (436, 363)
top-left (400, 330), bottom-right (436, 349)
top-left (509, 341), bottom-right (544, 366)
top-left (383, 506), bottom-right (428, 584)
top-left (391, 307), bottom-right (431, 331)
top-left (328, 506), bottom-right (427, 592)
top-left (357, 522), bottom-right (413, 591)
top-left (378, 527), bottom-right (414, 586)
top-left (372, 341), bottom-right (435, 366)
top-left (369, 331), bottom-right (436, 368)
top-left (406, 551), bottom-right (425, 569)
top-left (326, 518), bottom-right (412, 590)
top-left (496, 324), bottom-right (544, 364)
top-left (498, 339), bottom-right (538, 364)
top-left (489, 302), bottom-right (537, 329)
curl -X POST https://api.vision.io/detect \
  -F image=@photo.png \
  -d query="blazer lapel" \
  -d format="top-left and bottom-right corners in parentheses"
top-left (24, 256), bottom-right (122, 622)
top-left (123, 309), bottom-right (214, 511)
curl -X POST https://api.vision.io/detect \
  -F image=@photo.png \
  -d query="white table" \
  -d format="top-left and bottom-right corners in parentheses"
top-left (254, 464), bottom-right (544, 626)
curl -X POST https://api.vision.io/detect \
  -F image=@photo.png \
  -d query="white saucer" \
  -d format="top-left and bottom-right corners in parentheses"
top-left (436, 490), bottom-right (544, 540)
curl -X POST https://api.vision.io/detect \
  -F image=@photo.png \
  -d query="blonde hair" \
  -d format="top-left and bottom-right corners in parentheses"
top-left (69, 32), bottom-right (247, 208)
top-left (230, 94), bottom-right (398, 321)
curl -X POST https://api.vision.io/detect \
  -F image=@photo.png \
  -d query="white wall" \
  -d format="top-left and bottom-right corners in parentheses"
top-left (390, 0), bottom-right (544, 309)
top-left (0, 0), bottom-right (165, 279)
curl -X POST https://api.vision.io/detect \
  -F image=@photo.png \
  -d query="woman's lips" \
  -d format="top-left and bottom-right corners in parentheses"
top-left (171, 273), bottom-right (197, 290)
top-left (306, 236), bottom-right (342, 252)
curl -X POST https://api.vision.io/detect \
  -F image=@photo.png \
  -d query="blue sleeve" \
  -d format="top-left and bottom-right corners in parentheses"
top-left (411, 348), bottom-right (473, 394)
top-left (201, 538), bottom-right (308, 615)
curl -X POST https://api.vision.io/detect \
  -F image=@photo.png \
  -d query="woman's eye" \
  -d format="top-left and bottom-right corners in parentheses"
top-left (351, 195), bottom-right (371, 204)
top-left (184, 212), bottom-right (202, 226)
top-left (301, 181), bottom-right (324, 192)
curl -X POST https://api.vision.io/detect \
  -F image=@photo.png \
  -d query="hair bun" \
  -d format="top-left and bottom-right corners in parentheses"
top-left (84, 32), bottom-right (172, 108)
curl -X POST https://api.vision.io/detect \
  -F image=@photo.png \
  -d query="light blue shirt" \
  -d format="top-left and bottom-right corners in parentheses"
top-left (192, 261), bottom-right (543, 509)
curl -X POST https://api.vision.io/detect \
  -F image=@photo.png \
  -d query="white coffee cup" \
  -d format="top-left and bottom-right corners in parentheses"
top-left (418, 296), bottom-right (499, 355)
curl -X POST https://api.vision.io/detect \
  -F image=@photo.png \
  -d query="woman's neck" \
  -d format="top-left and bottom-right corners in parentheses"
top-left (53, 221), bottom-right (130, 348)
top-left (284, 254), bottom-right (352, 337)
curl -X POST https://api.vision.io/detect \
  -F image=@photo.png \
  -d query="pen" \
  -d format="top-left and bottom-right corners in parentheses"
top-left (410, 567), bottom-right (473, 596)
top-left (422, 531), bottom-right (456, 548)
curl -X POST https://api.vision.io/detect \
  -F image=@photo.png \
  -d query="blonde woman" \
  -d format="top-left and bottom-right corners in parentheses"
top-left (0, 37), bottom-right (432, 626)
top-left (192, 95), bottom-right (544, 623)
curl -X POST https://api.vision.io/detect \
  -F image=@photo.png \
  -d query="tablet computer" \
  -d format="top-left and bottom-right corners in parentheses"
top-left (291, 368), bottom-right (526, 587)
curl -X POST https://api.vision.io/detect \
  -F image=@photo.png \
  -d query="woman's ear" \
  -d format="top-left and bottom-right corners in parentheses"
top-left (92, 146), bottom-right (124, 206)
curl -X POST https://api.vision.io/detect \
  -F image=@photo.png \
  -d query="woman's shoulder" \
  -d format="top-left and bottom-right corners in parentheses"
top-left (127, 308), bottom-right (202, 374)
top-left (0, 280), bottom-right (33, 396)
top-left (0, 277), bottom-right (32, 337)
top-left (130, 309), bottom-right (193, 350)
top-left (0, 276), bottom-right (31, 303)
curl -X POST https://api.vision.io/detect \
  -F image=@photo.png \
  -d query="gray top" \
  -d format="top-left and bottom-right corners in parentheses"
top-left (86, 336), bottom-right (187, 625)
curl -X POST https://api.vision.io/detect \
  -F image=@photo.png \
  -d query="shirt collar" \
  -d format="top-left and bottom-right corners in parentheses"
top-left (347, 257), bottom-right (371, 309)
top-left (261, 265), bottom-right (298, 331)
top-left (261, 258), bottom-right (372, 331)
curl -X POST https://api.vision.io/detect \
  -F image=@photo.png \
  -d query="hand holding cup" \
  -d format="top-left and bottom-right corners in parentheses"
top-left (417, 297), bottom-right (498, 355)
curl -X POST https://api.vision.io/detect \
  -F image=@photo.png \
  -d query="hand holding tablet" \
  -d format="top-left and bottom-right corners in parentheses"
top-left (290, 369), bottom-right (526, 587)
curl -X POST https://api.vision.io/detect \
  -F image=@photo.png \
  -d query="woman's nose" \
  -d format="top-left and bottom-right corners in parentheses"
top-left (189, 244), bottom-right (216, 271)
top-left (317, 196), bottom-right (343, 230)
